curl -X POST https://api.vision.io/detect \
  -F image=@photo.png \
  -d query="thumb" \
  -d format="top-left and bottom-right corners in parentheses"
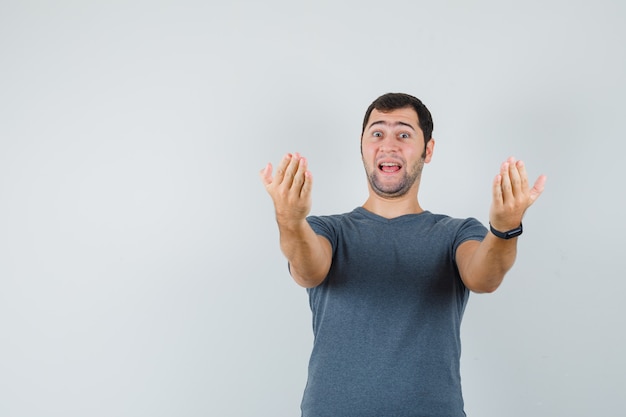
top-left (259, 163), bottom-right (273, 187)
top-left (529, 174), bottom-right (547, 205)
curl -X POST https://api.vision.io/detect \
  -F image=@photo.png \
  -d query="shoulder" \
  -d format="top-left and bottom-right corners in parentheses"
top-left (307, 208), bottom-right (365, 229)
top-left (425, 212), bottom-right (487, 244)
top-left (428, 212), bottom-right (484, 228)
top-left (306, 208), bottom-right (374, 249)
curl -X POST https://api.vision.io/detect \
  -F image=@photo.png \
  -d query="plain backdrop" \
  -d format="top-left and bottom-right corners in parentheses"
top-left (1, 1), bottom-right (624, 416)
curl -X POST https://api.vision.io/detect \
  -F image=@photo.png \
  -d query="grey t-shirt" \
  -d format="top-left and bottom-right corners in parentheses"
top-left (300, 207), bottom-right (487, 417)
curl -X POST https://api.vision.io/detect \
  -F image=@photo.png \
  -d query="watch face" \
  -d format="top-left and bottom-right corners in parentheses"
top-left (505, 228), bottom-right (523, 238)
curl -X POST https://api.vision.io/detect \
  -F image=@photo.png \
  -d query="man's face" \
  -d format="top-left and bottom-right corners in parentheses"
top-left (361, 107), bottom-right (434, 199)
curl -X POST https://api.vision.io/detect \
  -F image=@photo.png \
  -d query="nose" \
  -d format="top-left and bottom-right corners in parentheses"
top-left (379, 135), bottom-right (399, 152)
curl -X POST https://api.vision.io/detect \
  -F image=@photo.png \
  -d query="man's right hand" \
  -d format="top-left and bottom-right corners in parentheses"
top-left (260, 153), bottom-right (313, 227)
top-left (260, 153), bottom-right (330, 288)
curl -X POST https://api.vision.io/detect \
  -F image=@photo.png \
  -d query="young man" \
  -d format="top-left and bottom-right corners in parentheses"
top-left (260, 93), bottom-right (546, 416)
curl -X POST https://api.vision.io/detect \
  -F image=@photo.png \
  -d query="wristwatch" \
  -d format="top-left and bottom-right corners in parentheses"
top-left (489, 222), bottom-right (523, 239)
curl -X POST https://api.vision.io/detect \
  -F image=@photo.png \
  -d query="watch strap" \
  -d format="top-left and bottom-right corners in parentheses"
top-left (489, 222), bottom-right (523, 239)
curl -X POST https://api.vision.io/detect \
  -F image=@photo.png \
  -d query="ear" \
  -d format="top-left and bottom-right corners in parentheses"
top-left (424, 138), bottom-right (435, 163)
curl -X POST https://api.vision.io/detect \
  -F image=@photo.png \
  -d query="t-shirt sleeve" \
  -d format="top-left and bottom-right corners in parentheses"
top-left (451, 217), bottom-right (488, 260)
top-left (306, 215), bottom-right (337, 252)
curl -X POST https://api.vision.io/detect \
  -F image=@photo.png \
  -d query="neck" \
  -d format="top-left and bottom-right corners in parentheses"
top-left (362, 192), bottom-right (424, 219)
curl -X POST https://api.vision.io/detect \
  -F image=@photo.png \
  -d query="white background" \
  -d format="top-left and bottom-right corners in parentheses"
top-left (1, 1), bottom-right (624, 416)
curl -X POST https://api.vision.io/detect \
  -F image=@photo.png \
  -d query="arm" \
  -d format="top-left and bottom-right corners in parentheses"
top-left (260, 153), bottom-right (332, 288)
top-left (457, 157), bottom-right (547, 293)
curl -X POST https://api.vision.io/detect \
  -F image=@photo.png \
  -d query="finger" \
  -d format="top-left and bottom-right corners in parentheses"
top-left (282, 152), bottom-right (301, 189)
top-left (273, 153), bottom-right (293, 186)
top-left (500, 160), bottom-right (514, 203)
top-left (291, 156), bottom-right (308, 197)
top-left (492, 173), bottom-right (503, 206)
top-left (508, 158), bottom-right (523, 196)
top-left (529, 174), bottom-right (547, 205)
top-left (301, 170), bottom-right (313, 198)
top-left (259, 163), bottom-right (273, 187)
top-left (515, 160), bottom-right (529, 195)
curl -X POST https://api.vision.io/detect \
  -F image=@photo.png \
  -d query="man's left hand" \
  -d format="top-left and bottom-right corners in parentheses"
top-left (489, 156), bottom-right (547, 231)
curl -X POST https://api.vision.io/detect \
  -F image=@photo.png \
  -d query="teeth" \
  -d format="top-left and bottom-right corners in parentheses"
top-left (380, 162), bottom-right (399, 167)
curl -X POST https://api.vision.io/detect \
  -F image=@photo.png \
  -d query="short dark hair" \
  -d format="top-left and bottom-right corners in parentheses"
top-left (361, 93), bottom-right (434, 143)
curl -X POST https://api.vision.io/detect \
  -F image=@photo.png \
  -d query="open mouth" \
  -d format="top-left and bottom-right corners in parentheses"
top-left (379, 162), bottom-right (401, 173)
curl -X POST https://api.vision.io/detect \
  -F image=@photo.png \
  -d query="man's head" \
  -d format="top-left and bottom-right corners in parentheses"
top-left (361, 93), bottom-right (434, 146)
top-left (360, 93), bottom-right (435, 200)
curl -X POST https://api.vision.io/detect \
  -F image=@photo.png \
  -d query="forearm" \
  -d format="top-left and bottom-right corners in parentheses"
top-left (459, 233), bottom-right (518, 293)
top-left (279, 219), bottom-right (331, 288)
top-left (259, 153), bottom-right (329, 287)
top-left (459, 157), bottom-right (546, 293)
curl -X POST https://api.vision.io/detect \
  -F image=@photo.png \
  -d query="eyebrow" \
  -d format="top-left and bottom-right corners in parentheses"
top-left (367, 120), bottom-right (417, 132)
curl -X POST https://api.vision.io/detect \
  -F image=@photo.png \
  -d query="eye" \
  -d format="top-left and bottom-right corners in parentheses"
top-left (399, 132), bottom-right (411, 139)
top-left (372, 131), bottom-right (383, 138)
